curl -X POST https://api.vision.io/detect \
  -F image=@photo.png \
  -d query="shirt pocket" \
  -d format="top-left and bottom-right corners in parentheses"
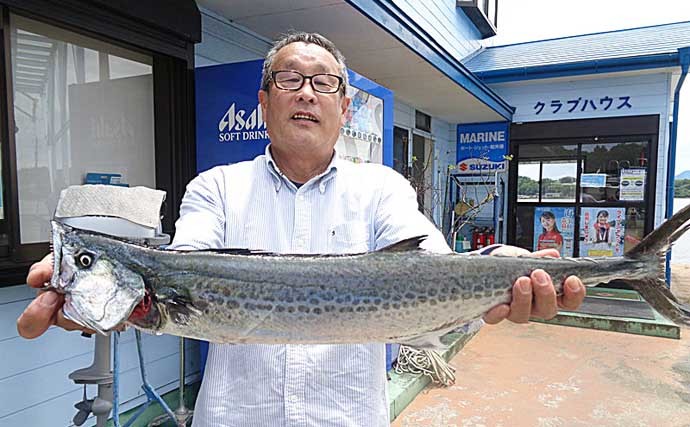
top-left (328, 220), bottom-right (371, 254)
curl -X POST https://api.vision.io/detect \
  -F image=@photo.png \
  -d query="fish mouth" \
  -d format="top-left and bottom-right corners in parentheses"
top-left (63, 297), bottom-right (107, 335)
top-left (50, 221), bottom-right (64, 291)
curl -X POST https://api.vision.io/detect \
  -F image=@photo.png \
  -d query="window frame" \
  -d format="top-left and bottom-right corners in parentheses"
top-left (0, 1), bottom-right (198, 285)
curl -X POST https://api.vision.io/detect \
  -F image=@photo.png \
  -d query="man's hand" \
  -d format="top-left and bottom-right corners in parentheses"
top-left (16, 253), bottom-right (95, 339)
top-left (483, 247), bottom-right (586, 325)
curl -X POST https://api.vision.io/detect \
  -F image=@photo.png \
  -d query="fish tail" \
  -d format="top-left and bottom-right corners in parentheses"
top-left (624, 203), bottom-right (690, 326)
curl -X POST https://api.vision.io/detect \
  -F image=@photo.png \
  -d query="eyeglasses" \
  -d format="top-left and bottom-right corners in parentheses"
top-left (270, 70), bottom-right (343, 94)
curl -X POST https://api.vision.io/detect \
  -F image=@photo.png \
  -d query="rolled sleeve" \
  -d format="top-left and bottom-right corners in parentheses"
top-left (169, 169), bottom-right (226, 250)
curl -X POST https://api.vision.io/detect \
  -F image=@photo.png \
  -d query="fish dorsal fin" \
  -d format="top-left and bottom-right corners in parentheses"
top-left (172, 235), bottom-right (428, 258)
top-left (377, 235), bottom-right (428, 253)
top-left (174, 248), bottom-right (367, 258)
top-left (184, 248), bottom-right (275, 256)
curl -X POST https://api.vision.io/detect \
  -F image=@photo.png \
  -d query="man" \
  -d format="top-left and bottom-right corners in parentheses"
top-left (18, 33), bottom-right (585, 426)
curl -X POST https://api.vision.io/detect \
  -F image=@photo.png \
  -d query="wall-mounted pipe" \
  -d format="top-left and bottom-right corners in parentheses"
top-left (665, 46), bottom-right (690, 285)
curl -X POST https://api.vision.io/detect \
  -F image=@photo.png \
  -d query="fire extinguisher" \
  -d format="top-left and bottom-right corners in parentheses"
top-left (486, 228), bottom-right (495, 246)
top-left (473, 227), bottom-right (486, 250)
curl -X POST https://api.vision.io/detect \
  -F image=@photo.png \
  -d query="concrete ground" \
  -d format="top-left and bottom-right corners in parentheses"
top-left (392, 264), bottom-right (690, 427)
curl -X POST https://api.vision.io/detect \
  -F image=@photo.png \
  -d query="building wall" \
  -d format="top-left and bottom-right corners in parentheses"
top-left (391, 0), bottom-right (483, 60)
top-left (489, 72), bottom-right (673, 226)
top-left (0, 284), bottom-right (201, 427)
top-left (394, 99), bottom-right (456, 229)
top-left (195, 9), bottom-right (270, 67)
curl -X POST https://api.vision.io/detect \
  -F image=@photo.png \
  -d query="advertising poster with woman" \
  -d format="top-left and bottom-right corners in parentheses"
top-left (579, 207), bottom-right (626, 257)
top-left (533, 207), bottom-right (575, 257)
top-left (336, 85), bottom-right (383, 164)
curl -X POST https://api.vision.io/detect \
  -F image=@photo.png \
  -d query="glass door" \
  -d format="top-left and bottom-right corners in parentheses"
top-left (512, 138), bottom-right (652, 258)
top-left (514, 143), bottom-right (578, 256)
top-left (578, 140), bottom-right (649, 256)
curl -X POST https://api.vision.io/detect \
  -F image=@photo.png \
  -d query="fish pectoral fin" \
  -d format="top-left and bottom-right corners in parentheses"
top-left (377, 235), bottom-right (428, 253)
top-left (156, 287), bottom-right (201, 326)
top-left (396, 319), bottom-right (484, 351)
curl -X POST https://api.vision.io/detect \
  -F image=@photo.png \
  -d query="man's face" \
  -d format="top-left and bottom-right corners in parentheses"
top-left (258, 42), bottom-right (350, 154)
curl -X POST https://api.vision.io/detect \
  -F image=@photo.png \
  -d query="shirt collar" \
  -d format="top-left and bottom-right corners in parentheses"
top-left (264, 144), bottom-right (339, 193)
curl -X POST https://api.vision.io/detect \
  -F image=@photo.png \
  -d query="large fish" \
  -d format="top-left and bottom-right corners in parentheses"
top-left (49, 204), bottom-right (690, 346)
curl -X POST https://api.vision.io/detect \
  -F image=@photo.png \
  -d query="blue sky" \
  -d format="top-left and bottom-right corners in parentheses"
top-left (492, 0), bottom-right (690, 176)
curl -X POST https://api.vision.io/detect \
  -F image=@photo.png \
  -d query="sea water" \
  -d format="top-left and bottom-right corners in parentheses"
top-left (672, 198), bottom-right (690, 265)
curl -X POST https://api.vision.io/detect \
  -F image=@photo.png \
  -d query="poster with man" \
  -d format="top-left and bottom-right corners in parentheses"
top-left (533, 207), bottom-right (575, 257)
top-left (579, 207), bottom-right (626, 257)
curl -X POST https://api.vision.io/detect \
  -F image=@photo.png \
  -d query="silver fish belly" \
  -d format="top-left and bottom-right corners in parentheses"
top-left (49, 203), bottom-right (690, 344)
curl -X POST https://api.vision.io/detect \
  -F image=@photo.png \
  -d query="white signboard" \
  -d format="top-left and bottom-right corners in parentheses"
top-left (619, 168), bottom-right (646, 201)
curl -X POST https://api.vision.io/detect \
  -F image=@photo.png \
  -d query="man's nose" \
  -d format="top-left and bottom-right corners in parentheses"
top-left (296, 78), bottom-right (317, 103)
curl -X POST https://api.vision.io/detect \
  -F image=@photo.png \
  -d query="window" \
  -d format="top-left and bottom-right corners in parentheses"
top-left (10, 15), bottom-right (154, 244)
top-left (517, 144), bottom-right (578, 202)
top-left (457, 0), bottom-right (498, 38)
top-left (0, 2), bottom-right (198, 284)
top-left (393, 126), bottom-right (409, 177)
top-left (580, 141), bottom-right (649, 203)
top-left (0, 150), bottom-right (6, 257)
top-left (415, 110), bottom-right (431, 133)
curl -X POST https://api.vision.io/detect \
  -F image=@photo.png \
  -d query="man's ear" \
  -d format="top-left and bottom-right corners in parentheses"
top-left (339, 95), bottom-right (351, 126)
top-left (258, 90), bottom-right (268, 116)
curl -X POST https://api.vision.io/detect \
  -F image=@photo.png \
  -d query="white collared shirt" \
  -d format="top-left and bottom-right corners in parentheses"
top-left (171, 146), bottom-right (450, 427)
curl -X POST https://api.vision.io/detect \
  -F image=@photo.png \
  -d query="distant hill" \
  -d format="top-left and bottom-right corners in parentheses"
top-left (676, 170), bottom-right (690, 180)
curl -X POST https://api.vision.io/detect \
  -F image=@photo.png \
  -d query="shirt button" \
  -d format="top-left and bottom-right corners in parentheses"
top-left (289, 395), bottom-right (299, 403)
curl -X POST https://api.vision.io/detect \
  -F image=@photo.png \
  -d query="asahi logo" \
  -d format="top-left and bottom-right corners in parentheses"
top-left (217, 102), bottom-right (268, 142)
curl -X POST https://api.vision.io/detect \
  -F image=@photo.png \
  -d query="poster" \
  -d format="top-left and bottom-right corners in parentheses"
top-left (533, 207), bottom-right (575, 257)
top-left (619, 168), bottom-right (645, 201)
top-left (335, 84), bottom-right (383, 163)
top-left (580, 173), bottom-right (607, 188)
top-left (579, 207), bottom-right (626, 257)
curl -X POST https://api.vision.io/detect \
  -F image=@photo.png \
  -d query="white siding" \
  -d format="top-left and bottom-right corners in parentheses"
top-left (393, 99), bottom-right (414, 129)
top-left (393, 0), bottom-right (483, 60)
top-left (490, 72), bottom-right (673, 226)
top-left (195, 8), bottom-right (271, 67)
top-left (431, 117), bottom-right (456, 230)
top-left (0, 285), bottom-right (200, 427)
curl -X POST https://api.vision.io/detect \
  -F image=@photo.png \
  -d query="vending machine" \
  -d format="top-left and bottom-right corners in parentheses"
top-left (195, 59), bottom-right (396, 371)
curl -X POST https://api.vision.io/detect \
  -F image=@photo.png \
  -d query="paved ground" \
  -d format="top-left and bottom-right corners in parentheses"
top-left (392, 264), bottom-right (690, 427)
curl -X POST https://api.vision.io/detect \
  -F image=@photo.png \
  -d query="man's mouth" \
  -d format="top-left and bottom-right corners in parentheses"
top-left (292, 112), bottom-right (319, 123)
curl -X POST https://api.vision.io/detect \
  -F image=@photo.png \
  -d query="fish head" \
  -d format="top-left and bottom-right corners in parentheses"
top-left (50, 221), bottom-right (145, 334)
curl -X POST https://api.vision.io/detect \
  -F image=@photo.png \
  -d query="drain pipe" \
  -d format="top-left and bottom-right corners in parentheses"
top-left (666, 46), bottom-right (690, 285)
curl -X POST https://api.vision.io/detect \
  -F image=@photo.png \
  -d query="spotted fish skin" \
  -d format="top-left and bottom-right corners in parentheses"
top-left (49, 203), bottom-right (690, 343)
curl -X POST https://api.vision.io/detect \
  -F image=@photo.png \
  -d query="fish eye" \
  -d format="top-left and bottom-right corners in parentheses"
top-left (76, 252), bottom-right (94, 268)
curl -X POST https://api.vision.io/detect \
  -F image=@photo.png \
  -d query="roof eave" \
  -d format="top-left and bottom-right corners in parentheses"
top-left (474, 52), bottom-right (683, 84)
top-left (346, 0), bottom-right (514, 120)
